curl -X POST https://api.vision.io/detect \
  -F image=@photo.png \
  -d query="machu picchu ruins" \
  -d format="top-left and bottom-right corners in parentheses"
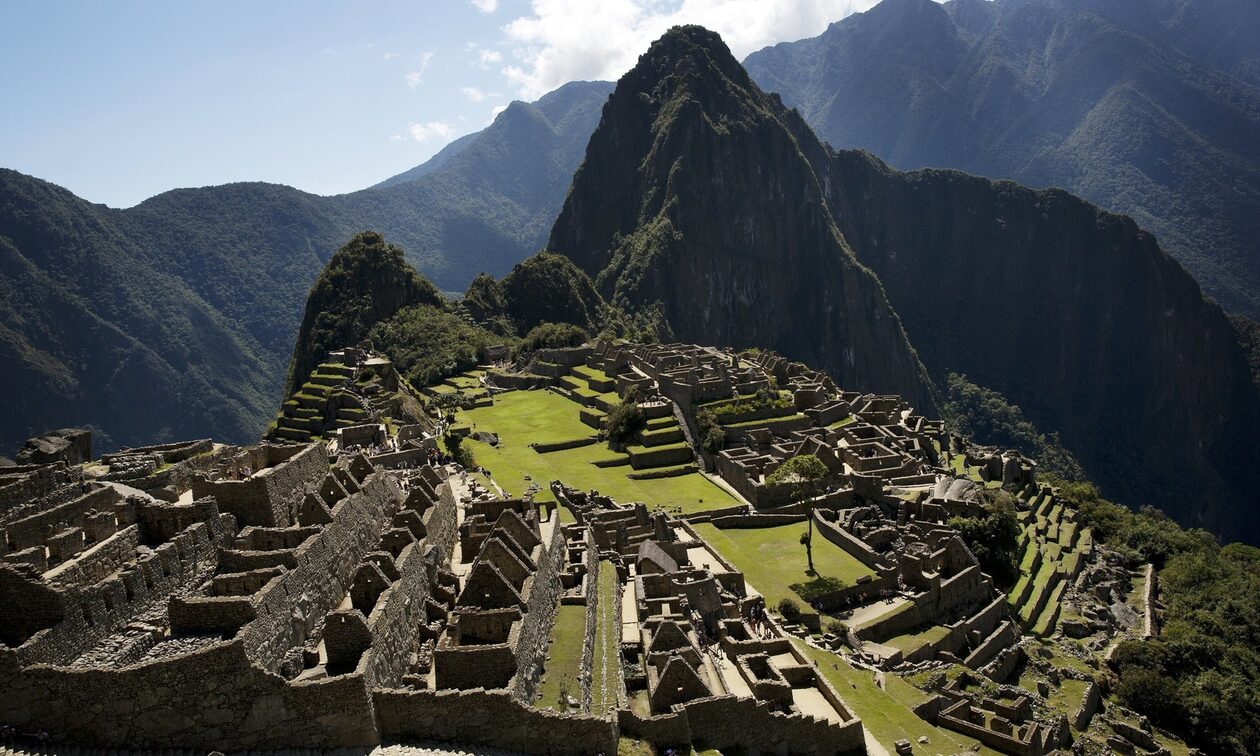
top-left (0, 338), bottom-right (1187, 756)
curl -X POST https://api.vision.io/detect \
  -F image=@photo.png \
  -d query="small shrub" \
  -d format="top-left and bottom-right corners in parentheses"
top-left (605, 399), bottom-right (647, 445)
top-left (825, 619), bottom-right (848, 638)
top-left (777, 597), bottom-right (802, 623)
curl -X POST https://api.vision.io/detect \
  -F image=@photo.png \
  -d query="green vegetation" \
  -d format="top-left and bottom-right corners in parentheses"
top-left (765, 454), bottom-right (828, 501)
top-left (692, 522), bottom-right (874, 609)
top-left (699, 388), bottom-right (793, 421)
top-left (370, 304), bottom-right (505, 389)
top-left (695, 409), bottom-right (726, 453)
top-left (943, 374), bottom-right (1084, 481)
top-left (517, 321), bottom-right (591, 354)
top-left (948, 489), bottom-right (1021, 588)
top-left (286, 231), bottom-right (444, 396)
top-left (1049, 481), bottom-right (1260, 755)
top-left (776, 597), bottom-right (801, 623)
top-left (456, 389), bottom-right (737, 513)
top-left (535, 605), bottom-right (588, 711)
top-left (792, 641), bottom-right (995, 754)
top-left (605, 399), bottom-right (647, 445)
top-left (502, 252), bottom-right (604, 333)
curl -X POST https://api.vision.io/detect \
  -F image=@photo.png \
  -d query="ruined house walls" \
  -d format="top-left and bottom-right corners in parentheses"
top-left (40, 524), bottom-right (140, 588)
top-left (374, 686), bottom-right (618, 756)
top-left (2, 486), bottom-right (121, 553)
top-left (241, 470), bottom-right (402, 673)
top-left (359, 481), bottom-right (457, 689)
top-left (191, 443), bottom-right (327, 528)
top-left (8, 516), bottom-right (229, 667)
top-left (857, 564), bottom-right (992, 644)
top-left (580, 553), bottom-right (600, 712)
top-left (509, 517), bottom-right (565, 705)
top-left (0, 463), bottom-right (71, 514)
top-left (0, 638), bottom-right (378, 750)
top-left (618, 694), bottom-right (865, 755)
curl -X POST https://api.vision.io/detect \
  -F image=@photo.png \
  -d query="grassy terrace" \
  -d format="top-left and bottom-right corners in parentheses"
top-left (456, 390), bottom-right (738, 514)
top-left (792, 641), bottom-right (1000, 755)
top-left (691, 522), bottom-right (875, 609)
top-left (884, 624), bottom-right (951, 655)
top-left (1008, 486), bottom-right (1090, 636)
top-left (591, 561), bottom-right (620, 714)
top-left (535, 605), bottom-right (587, 711)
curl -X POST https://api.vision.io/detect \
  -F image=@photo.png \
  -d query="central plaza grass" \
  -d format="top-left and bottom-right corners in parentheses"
top-left (691, 522), bottom-right (875, 608)
top-left (535, 604), bottom-right (588, 711)
top-left (456, 390), bottom-right (739, 514)
top-left (792, 640), bottom-right (999, 755)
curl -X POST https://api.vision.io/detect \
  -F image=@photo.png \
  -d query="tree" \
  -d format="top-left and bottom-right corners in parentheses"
top-left (605, 399), bottom-right (646, 446)
top-left (766, 454), bottom-right (828, 501)
top-left (948, 491), bottom-right (1021, 588)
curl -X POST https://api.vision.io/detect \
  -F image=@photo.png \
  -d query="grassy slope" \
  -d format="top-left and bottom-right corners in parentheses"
top-left (456, 390), bottom-right (737, 513)
top-left (692, 522), bottom-right (875, 608)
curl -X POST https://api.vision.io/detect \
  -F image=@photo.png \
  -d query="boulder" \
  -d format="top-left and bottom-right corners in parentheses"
top-left (16, 429), bottom-right (91, 466)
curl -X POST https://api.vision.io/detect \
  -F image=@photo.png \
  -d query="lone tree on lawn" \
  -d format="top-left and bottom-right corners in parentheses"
top-left (766, 454), bottom-right (828, 572)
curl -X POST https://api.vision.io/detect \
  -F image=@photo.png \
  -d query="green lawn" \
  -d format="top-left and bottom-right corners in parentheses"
top-left (792, 640), bottom-right (1000, 755)
top-left (457, 389), bottom-right (738, 514)
top-left (591, 561), bottom-right (621, 714)
top-left (692, 522), bottom-right (875, 609)
top-left (884, 624), bottom-right (951, 655)
top-left (535, 605), bottom-right (588, 711)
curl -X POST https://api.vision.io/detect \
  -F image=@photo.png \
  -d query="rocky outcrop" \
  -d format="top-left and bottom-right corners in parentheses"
top-left (548, 26), bottom-right (938, 413)
top-left (821, 150), bottom-right (1260, 541)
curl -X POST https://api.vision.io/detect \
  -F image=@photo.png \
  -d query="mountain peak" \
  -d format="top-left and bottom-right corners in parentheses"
top-left (547, 26), bottom-right (939, 411)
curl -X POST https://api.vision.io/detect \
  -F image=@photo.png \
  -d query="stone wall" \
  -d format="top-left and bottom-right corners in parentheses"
top-left (3, 486), bottom-right (121, 552)
top-left (360, 483), bottom-right (457, 688)
top-left (0, 463), bottom-right (71, 514)
top-left (240, 471), bottom-right (401, 672)
top-left (509, 519), bottom-right (565, 704)
top-left (619, 694), bottom-right (865, 755)
top-left (374, 687), bottom-right (617, 755)
top-left (41, 525), bottom-right (140, 588)
top-left (192, 443), bottom-right (327, 528)
top-left (812, 513), bottom-right (884, 572)
top-left (0, 639), bottom-right (378, 750)
top-left (579, 547), bottom-right (600, 711)
top-left (10, 515), bottom-right (230, 667)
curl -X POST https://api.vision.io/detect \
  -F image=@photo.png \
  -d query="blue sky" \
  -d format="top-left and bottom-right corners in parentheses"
top-left (0, 0), bottom-right (876, 207)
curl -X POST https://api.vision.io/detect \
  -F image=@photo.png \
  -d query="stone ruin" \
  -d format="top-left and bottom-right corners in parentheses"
top-left (0, 338), bottom-right (1152, 755)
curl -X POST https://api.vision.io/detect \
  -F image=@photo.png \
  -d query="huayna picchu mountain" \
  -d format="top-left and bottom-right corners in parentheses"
top-left (544, 25), bottom-right (1260, 542)
top-left (548, 26), bottom-right (939, 415)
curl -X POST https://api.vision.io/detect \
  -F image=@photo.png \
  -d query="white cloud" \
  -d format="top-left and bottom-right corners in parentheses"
top-left (382, 51), bottom-right (400, 60)
top-left (470, 0), bottom-right (500, 12)
top-left (498, 0), bottom-right (875, 98)
top-left (408, 121), bottom-right (458, 142)
top-left (462, 86), bottom-right (500, 103)
top-left (466, 43), bottom-right (504, 69)
top-left (405, 50), bottom-right (434, 88)
top-left (490, 104), bottom-right (509, 122)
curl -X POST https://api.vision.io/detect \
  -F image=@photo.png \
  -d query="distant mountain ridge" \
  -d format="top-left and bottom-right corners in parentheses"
top-left (546, 24), bottom-right (1260, 542)
top-left (744, 0), bottom-right (1260, 318)
top-left (0, 80), bottom-right (612, 454)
